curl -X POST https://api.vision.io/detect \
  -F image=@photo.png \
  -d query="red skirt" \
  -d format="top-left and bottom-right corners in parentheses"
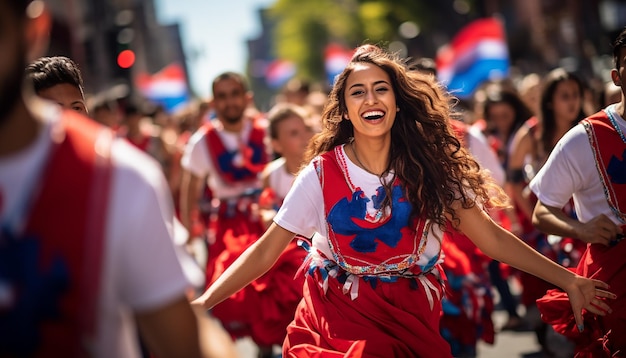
top-left (283, 266), bottom-right (452, 357)
top-left (249, 240), bottom-right (307, 346)
top-left (536, 240), bottom-right (626, 357)
top-left (208, 212), bottom-right (264, 340)
top-left (210, 217), bottom-right (306, 346)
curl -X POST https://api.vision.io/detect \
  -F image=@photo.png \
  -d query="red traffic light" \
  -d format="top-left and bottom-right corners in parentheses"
top-left (117, 49), bottom-right (135, 69)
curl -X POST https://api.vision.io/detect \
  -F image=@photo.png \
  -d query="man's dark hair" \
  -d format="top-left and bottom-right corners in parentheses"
top-left (25, 56), bottom-right (85, 96)
top-left (613, 27), bottom-right (626, 70)
top-left (211, 71), bottom-right (248, 95)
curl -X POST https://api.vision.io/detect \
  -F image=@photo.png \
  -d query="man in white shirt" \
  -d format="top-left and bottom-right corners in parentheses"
top-left (529, 28), bottom-right (626, 356)
top-left (180, 71), bottom-right (269, 342)
top-left (0, 1), bottom-right (201, 357)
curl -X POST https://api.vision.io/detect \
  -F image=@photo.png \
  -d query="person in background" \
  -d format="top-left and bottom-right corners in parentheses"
top-left (117, 101), bottom-right (173, 174)
top-left (0, 1), bottom-right (201, 357)
top-left (192, 44), bottom-right (614, 358)
top-left (25, 55), bottom-right (88, 115)
top-left (602, 80), bottom-right (622, 108)
top-left (518, 73), bottom-right (541, 117)
top-left (180, 71), bottom-right (269, 344)
top-left (530, 27), bottom-right (626, 357)
top-left (250, 103), bottom-right (312, 357)
top-left (476, 84), bottom-right (536, 331)
top-left (413, 58), bottom-right (504, 355)
top-left (90, 98), bottom-right (121, 129)
top-left (508, 68), bottom-right (587, 355)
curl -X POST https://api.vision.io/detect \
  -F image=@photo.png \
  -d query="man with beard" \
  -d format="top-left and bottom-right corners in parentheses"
top-left (180, 71), bottom-right (269, 344)
top-left (0, 1), bottom-right (201, 357)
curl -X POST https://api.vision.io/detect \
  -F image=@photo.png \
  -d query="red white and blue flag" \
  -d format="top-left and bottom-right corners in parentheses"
top-left (265, 59), bottom-right (296, 89)
top-left (325, 43), bottom-right (354, 85)
top-left (436, 18), bottom-right (509, 98)
top-left (135, 63), bottom-right (190, 113)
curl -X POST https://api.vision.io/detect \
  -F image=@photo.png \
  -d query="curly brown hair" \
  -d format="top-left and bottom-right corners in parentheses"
top-left (304, 44), bottom-right (508, 229)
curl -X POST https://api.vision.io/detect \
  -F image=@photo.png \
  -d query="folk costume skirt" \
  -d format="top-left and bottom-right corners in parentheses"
top-left (537, 240), bottom-right (626, 357)
top-left (283, 264), bottom-right (453, 358)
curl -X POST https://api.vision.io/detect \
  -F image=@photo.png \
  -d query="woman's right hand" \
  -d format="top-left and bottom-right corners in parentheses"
top-left (562, 275), bottom-right (616, 331)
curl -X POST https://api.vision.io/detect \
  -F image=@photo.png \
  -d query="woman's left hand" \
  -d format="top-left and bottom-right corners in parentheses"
top-left (564, 275), bottom-right (616, 331)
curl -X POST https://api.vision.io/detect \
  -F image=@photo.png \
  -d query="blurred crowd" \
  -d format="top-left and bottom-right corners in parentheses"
top-left (3, 1), bottom-right (624, 356)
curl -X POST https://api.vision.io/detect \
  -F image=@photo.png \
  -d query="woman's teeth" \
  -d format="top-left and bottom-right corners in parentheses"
top-left (363, 111), bottom-right (385, 120)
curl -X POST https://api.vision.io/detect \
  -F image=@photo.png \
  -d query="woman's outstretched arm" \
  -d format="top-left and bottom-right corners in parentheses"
top-left (192, 223), bottom-right (296, 310)
top-left (455, 205), bottom-right (616, 330)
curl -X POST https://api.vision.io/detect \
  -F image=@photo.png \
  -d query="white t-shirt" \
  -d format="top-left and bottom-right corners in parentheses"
top-left (466, 125), bottom-right (506, 187)
top-left (181, 119), bottom-right (263, 199)
top-left (529, 104), bottom-right (626, 225)
top-left (274, 144), bottom-right (442, 267)
top-left (265, 157), bottom-right (296, 200)
top-left (0, 101), bottom-right (190, 358)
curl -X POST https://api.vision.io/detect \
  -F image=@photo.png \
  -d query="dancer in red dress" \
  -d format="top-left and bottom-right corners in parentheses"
top-left (194, 44), bottom-right (614, 358)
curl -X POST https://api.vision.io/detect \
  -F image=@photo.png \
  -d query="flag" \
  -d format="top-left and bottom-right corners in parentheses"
top-left (436, 18), bottom-right (509, 98)
top-left (265, 59), bottom-right (296, 89)
top-left (135, 63), bottom-right (190, 113)
top-left (325, 43), bottom-right (354, 85)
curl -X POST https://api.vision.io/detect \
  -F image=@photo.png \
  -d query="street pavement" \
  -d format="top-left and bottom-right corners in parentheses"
top-left (478, 310), bottom-right (543, 358)
top-left (235, 310), bottom-right (546, 358)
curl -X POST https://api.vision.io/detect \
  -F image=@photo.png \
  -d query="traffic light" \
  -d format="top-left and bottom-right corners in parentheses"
top-left (107, 10), bottom-right (136, 82)
top-left (115, 24), bottom-right (135, 68)
top-left (117, 49), bottom-right (135, 69)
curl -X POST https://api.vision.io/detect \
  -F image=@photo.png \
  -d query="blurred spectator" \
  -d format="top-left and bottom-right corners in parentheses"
top-left (90, 98), bottom-right (121, 129)
top-left (118, 101), bottom-right (173, 175)
top-left (253, 103), bottom-right (312, 357)
top-left (25, 56), bottom-right (88, 115)
top-left (602, 80), bottom-right (622, 107)
top-left (518, 73), bottom-right (541, 116)
top-left (508, 68), bottom-right (586, 356)
top-left (0, 1), bottom-right (201, 357)
top-left (476, 83), bottom-right (535, 332)
top-left (278, 78), bottom-right (310, 107)
top-left (180, 72), bottom-right (269, 345)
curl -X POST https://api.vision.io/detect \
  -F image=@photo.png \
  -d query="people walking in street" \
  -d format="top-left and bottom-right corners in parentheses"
top-left (252, 103), bottom-right (312, 357)
top-left (509, 68), bottom-right (588, 355)
top-left (179, 71), bottom-right (270, 342)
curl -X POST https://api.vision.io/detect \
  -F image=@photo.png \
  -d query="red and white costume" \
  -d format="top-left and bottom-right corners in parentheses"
top-left (0, 101), bottom-right (189, 357)
top-left (530, 104), bottom-right (626, 356)
top-left (275, 145), bottom-right (451, 357)
top-left (181, 117), bottom-right (269, 340)
top-left (245, 157), bottom-right (308, 347)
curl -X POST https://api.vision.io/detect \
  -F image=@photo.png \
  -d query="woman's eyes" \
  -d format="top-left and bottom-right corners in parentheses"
top-left (350, 87), bottom-right (389, 96)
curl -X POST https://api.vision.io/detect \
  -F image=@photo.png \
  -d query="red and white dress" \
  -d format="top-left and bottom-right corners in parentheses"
top-left (275, 145), bottom-right (451, 357)
top-left (181, 118), bottom-right (269, 341)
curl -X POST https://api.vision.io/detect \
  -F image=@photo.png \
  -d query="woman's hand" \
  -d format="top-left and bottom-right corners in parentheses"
top-left (564, 275), bottom-right (616, 331)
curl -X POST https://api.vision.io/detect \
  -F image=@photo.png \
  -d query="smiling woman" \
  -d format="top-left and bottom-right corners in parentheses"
top-left (192, 44), bottom-right (615, 358)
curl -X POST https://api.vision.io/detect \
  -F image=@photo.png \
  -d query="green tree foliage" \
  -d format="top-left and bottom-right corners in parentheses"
top-left (269, 0), bottom-right (431, 83)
